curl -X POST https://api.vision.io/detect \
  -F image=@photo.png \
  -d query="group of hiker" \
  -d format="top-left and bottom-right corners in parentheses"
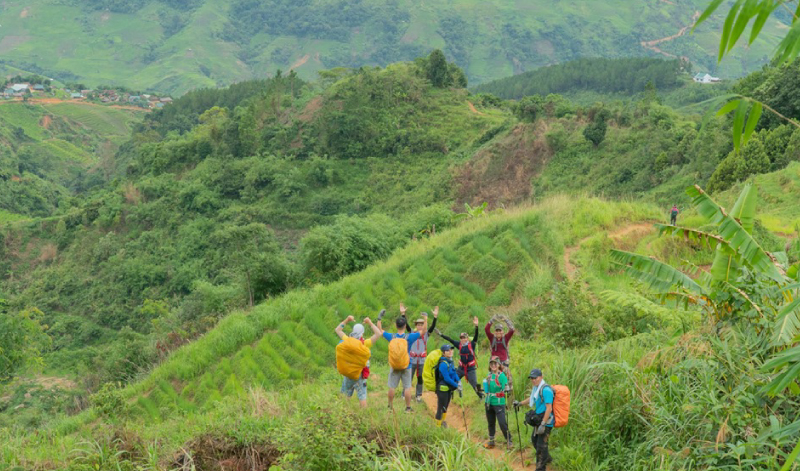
top-left (335, 304), bottom-right (567, 470)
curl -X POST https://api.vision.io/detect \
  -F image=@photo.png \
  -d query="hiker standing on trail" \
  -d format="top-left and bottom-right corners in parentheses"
top-left (410, 306), bottom-right (438, 403)
top-left (486, 314), bottom-right (515, 395)
top-left (335, 315), bottom-right (381, 408)
top-left (483, 356), bottom-right (512, 450)
top-left (434, 344), bottom-right (461, 427)
top-left (437, 316), bottom-right (484, 399)
top-left (513, 368), bottom-right (554, 471)
top-left (377, 304), bottom-right (421, 413)
top-left (670, 204), bottom-right (679, 226)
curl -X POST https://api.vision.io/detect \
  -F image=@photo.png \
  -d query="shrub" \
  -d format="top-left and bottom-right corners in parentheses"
top-left (91, 383), bottom-right (126, 417)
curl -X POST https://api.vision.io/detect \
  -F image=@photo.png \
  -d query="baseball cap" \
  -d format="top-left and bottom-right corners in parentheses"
top-left (441, 344), bottom-right (453, 352)
top-left (528, 368), bottom-right (543, 379)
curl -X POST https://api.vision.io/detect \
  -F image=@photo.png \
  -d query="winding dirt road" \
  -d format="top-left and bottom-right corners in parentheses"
top-left (564, 223), bottom-right (656, 280)
top-left (641, 11), bottom-right (701, 58)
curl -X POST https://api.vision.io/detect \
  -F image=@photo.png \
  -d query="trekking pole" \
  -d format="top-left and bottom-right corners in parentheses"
top-left (513, 403), bottom-right (525, 467)
top-left (458, 388), bottom-right (469, 439)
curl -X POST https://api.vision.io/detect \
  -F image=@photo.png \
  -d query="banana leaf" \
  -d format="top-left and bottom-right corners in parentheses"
top-left (687, 185), bottom-right (784, 283)
top-left (655, 224), bottom-right (725, 249)
top-left (610, 250), bottom-right (705, 295)
top-left (772, 297), bottom-right (800, 346)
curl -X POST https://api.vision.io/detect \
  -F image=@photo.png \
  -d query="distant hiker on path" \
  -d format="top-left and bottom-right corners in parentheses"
top-left (670, 204), bottom-right (679, 226)
top-left (335, 315), bottom-right (381, 407)
top-left (410, 306), bottom-right (438, 402)
top-left (513, 368), bottom-right (554, 471)
top-left (437, 316), bottom-right (484, 399)
top-left (434, 344), bottom-right (461, 427)
top-left (483, 356), bottom-right (512, 450)
top-left (486, 314), bottom-right (515, 395)
top-left (378, 305), bottom-right (421, 413)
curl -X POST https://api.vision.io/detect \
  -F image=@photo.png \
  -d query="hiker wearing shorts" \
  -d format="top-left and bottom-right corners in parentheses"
top-left (514, 368), bottom-right (554, 471)
top-left (410, 306), bottom-right (438, 402)
top-left (486, 314), bottom-right (515, 397)
top-left (483, 356), bottom-right (511, 450)
top-left (437, 316), bottom-right (484, 399)
top-left (335, 314), bottom-right (381, 407)
top-left (435, 344), bottom-right (460, 427)
top-left (378, 310), bottom-right (421, 413)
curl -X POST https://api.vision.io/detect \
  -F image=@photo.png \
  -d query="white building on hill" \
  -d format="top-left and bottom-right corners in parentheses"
top-left (693, 73), bottom-right (720, 84)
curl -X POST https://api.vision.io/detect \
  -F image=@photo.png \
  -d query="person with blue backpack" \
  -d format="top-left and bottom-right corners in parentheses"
top-left (434, 344), bottom-right (461, 428)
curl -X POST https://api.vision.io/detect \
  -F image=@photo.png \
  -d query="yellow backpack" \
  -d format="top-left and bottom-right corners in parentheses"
top-left (388, 336), bottom-right (410, 371)
top-left (336, 337), bottom-right (370, 380)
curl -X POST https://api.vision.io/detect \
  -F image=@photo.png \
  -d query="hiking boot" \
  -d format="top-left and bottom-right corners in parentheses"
top-left (484, 439), bottom-right (495, 449)
top-left (415, 395), bottom-right (422, 403)
top-left (405, 406), bottom-right (413, 413)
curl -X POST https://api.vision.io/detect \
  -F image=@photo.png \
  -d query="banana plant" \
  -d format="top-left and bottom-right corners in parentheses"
top-left (609, 183), bottom-right (800, 393)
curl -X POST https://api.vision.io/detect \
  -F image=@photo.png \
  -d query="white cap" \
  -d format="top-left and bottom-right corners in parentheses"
top-left (350, 323), bottom-right (365, 338)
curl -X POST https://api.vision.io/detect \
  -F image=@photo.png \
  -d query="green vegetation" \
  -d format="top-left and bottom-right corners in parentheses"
top-left (0, 0), bottom-right (789, 93)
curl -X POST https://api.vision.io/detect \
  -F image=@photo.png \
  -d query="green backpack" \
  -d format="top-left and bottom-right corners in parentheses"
top-left (422, 349), bottom-right (444, 392)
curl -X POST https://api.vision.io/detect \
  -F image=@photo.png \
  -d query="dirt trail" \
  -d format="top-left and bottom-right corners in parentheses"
top-left (467, 101), bottom-right (484, 115)
top-left (421, 393), bottom-right (531, 470)
top-left (564, 222), bottom-right (656, 280)
top-left (289, 54), bottom-right (310, 70)
top-left (641, 11), bottom-right (700, 58)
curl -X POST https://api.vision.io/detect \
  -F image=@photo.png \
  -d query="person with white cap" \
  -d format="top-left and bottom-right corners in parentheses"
top-left (335, 314), bottom-right (382, 407)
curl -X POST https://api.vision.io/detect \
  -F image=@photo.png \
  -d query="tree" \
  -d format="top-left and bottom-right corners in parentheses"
top-left (515, 95), bottom-right (543, 122)
top-left (0, 302), bottom-right (51, 381)
top-left (583, 115), bottom-right (608, 146)
top-left (426, 49), bottom-right (450, 88)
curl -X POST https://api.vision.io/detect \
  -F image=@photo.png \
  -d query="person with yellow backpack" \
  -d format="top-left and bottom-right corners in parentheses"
top-left (378, 308), bottom-right (422, 413)
top-left (334, 314), bottom-right (382, 408)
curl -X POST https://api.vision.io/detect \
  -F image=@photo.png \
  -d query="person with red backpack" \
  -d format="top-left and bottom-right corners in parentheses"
top-left (334, 314), bottom-right (382, 408)
top-left (482, 356), bottom-right (512, 450)
top-left (486, 314), bottom-right (515, 395)
top-left (437, 316), bottom-right (484, 399)
top-left (410, 306), bottom-right (438, 402)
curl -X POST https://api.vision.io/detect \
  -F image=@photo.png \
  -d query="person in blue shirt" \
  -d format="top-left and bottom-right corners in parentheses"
top-left (434, 344), bottom-right (461, 427)
top-left (378, 305), bottom-right (421, 413)
top-left (513, 368), bottom-right (554, 471)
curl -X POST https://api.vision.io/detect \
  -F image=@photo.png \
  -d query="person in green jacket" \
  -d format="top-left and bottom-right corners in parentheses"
top-left (483, 356), bottom-right (512, 450)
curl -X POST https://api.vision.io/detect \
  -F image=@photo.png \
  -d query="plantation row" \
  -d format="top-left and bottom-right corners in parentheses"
top-left (129, 212), bottom-right (560, 419)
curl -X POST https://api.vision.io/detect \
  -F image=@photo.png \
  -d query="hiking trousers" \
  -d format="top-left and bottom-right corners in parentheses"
top-left (670, 214), bottom-right (677, 225)
top-left (531, 425), bottom-right (552, 470)
top-left (411, 362), bottom-right (424, 397)
top-left (435, 389), bottom-right (453, 420)
top-left (457, 366), bottom-right (481, 398)
top-left (485, 404), bottom-right (509, 441)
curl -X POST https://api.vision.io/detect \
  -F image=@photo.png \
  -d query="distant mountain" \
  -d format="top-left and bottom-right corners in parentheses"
top-left (0, 0), bottom-right (788, 94)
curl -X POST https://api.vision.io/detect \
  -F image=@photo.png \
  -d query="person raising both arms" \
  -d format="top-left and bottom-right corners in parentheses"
top-left (334, 314), bottom-right (382, 408)
top-left (409, 306), bottom-right (438, 403)
top-left (486, 314), bottom-right (515, 394)
top-left (377, 304), bottom-right (421, 413)
top-left (437, 316), bottom-right (484, 399)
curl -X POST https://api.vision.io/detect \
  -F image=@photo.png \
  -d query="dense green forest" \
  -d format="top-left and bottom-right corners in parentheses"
top-left (0, 0), bottom-right (789, 93)
top-left (3, 46), bottom-right (800, 469)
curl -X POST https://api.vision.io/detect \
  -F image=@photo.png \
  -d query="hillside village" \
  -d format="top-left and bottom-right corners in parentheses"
top-left (1, 76), bottom-right (172, 108)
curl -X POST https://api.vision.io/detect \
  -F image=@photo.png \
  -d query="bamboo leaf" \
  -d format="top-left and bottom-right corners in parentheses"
top-left (732, 99), bottom-right (749, 152)
top-left (720, 0), bottom-right (744, 61)
top-left (772, 297), bottom-right (800, 346)
top-left (610, 250), bottom-right (705, 294)
top-left (717, 99), bottom-right (741, 116)
top-left (686, 185), bottom-right (784, 282)
top-left (750, 0), bottom-right (776, 44)
top-left (695, 0), bottom-right (726, 30)
top-left (728, 0), bottom-right (759, 52)
top-left (775, 21), bottom-right (800, 64)
top-left (742, 101), bottom-right (762, 145)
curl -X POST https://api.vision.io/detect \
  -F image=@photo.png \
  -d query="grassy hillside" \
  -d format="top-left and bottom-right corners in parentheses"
top-left (0, 101), bottom-right (146, 217)
top-left (0, 0), bottom-right (788, 94)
